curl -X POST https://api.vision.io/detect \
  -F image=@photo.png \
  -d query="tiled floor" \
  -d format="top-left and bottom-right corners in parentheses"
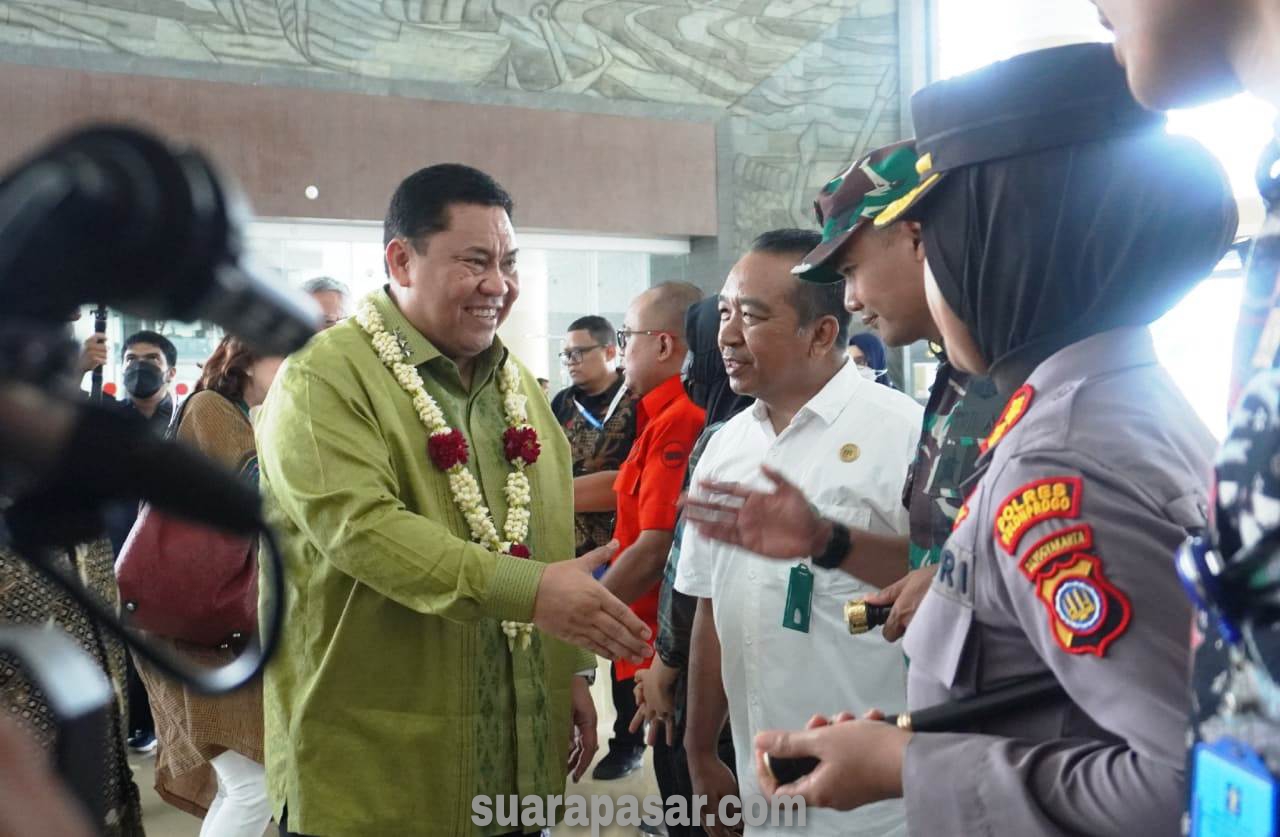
top-left (133, 659), bottom-right (660, 836)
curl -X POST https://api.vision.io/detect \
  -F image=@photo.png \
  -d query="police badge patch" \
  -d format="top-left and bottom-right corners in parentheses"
top-left (1019, 524), bottom-right (1094, 579)
top-left (1035, 553), bottom-right (1131, 656)
top-left (994, 476), bottom-right (1084, 554)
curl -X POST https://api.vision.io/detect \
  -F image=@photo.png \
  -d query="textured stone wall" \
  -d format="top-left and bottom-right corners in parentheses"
top-left (0, 0), bottom-right (901, 287)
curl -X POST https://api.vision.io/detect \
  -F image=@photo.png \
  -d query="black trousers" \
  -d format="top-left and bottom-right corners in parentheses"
top-left (652, 673), bottom-right (737, 837)
top-left (608, 661), bottom-right (644, 752)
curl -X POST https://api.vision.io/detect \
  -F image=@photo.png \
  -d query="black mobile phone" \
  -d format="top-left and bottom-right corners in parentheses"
top-left (763, 754), bottom-right (820, 785)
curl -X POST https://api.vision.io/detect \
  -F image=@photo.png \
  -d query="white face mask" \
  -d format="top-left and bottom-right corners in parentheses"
top-left (857, 365), bottom-right (881, 382)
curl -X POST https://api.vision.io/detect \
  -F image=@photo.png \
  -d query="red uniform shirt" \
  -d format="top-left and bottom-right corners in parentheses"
top-left (611, 375), bottom-right (705, 679)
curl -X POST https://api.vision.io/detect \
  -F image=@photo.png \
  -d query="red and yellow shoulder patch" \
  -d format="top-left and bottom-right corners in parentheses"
top-left (1018, 524), bottom-right (1093, 579)
top-left (994, 476), bottom-right (1083, 555)
top-left (1034, 553), bottom-right (1131, 656)
top-left (980, 384), bottom-right (1035, 454)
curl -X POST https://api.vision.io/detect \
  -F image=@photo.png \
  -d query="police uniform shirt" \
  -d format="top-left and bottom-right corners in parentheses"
top-left (677, 359), bottom-right (921, 837)
top-left (902, 326), bottom-right (1216, 836)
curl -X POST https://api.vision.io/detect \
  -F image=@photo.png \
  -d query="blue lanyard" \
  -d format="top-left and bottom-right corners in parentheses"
top-left (573, 385), bottom-right (627, 432)
top-left (573, 398), bottom-right (605, 430)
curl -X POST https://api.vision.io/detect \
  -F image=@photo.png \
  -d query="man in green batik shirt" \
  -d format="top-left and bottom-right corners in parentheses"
top-left (257, 164), bottom-right (652, 837)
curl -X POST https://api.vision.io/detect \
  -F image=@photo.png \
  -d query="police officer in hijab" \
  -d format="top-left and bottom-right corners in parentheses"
top-left (748, 43), bottom-right (1238, 836)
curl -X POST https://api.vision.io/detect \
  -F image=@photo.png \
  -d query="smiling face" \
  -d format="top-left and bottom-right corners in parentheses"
top-left (385, 203), bottom-right (519, 364)
top-left (836, 221), bottom-right (937, 347)
top-left (718, 249), bottom-right (824, 403)
top-left (1091, 0), bottom-right (1243, 109)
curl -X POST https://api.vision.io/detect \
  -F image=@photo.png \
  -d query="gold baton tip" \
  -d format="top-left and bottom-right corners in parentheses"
top-left (844, 599), bottom-right (869, 634)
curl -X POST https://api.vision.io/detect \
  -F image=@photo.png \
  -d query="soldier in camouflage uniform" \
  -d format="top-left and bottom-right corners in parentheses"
top-left (772, 141), bottom-right (1004, 639)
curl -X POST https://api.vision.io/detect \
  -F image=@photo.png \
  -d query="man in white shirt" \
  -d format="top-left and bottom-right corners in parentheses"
top-left (676, 229), bottom-right (922, 837)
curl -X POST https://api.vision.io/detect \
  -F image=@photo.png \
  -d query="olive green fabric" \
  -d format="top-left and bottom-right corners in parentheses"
top-left (257, 288), bottom-right (593, 836)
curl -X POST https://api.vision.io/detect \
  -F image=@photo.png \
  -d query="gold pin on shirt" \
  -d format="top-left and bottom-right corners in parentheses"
top-left (840, 443), bottom-right (860, 462)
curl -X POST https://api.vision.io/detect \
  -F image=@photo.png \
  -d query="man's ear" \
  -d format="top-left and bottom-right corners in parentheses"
top-left (905, 221), bottom-right (925, 264)
top-left (659, 333), bottom-right (682, 362)
top-left (386, 238), bottom-right (413, 286)
top-left (811, 316), bottom-right (842, 357)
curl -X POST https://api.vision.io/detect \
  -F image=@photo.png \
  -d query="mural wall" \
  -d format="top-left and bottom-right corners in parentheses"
top-left (0, 0), bottom-right (901, 266)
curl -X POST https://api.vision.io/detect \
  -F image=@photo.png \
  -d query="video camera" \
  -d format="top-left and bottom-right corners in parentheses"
top-left (0, 124), bottom-right (319, 828)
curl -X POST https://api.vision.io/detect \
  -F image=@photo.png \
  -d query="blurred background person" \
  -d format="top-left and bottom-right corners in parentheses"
top-left (104, 329), bottom-right (180, 757)
top-left (551, 315), bottom-right (637, 559)
top-left (551, 315), bottom-right (641, 780)
top-left (300, 276), bottom-right (349, 329)
top-left (847, 331), bottom-right (894, 388)
top-left (133, 335), bottom-right (282, 836)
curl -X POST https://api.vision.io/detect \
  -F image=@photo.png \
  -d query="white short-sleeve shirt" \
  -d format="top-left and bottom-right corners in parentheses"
top-left (676, 360), bottom-right (922, 837)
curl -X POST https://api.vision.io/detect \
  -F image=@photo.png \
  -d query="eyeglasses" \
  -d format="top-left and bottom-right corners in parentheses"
top-left (616, 329), bottom-right (674, 351)
top-left (559, 345), bottom-right (606, 365)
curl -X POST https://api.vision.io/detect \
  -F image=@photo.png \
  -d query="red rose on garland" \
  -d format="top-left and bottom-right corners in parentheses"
top-left (503, 426), bottom-right (541, 465)
top-left (428, 429), bottom-right (469, 470)
top-left (507, 543), bottom-right (531, 559)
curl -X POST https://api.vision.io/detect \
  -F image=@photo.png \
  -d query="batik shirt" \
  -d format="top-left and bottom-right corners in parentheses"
top-left (551, 376), bottom-right (638, 556)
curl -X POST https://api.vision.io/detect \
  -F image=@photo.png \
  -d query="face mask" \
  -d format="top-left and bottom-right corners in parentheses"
top-left (123, 362), bottom-right (165, 399)
top-left (857, 365), bottom-right (881, 382)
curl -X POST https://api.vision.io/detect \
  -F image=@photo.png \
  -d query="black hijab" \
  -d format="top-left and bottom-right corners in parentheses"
top-left (921, 130), bottom-right (1238, 394)
top-left (683, 295), bottom-right (753, 424)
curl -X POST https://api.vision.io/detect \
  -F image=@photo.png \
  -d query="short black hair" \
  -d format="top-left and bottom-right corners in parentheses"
top-left (749, 228), bottom-right (851, 348)
top-left (123, 330), bottom-right (177, 367)
top-left (567, 315), bottom-right (616, 348)
top-left (383, 164), bottom-right (514, 274)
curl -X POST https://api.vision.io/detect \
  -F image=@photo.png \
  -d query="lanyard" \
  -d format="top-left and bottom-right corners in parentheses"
top-left (573, 384), bottom-right (627, 431)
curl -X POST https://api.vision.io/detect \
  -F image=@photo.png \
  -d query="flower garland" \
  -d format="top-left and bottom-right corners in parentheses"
top-left (356, 301), bottom-right (541, 650)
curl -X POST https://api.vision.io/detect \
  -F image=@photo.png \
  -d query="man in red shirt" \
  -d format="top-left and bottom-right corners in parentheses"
top-left (598, 281), bottom-right (706, 780)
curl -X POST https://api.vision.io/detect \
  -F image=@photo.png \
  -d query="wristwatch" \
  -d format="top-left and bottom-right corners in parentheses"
top-left (813, 520), bottom-right (852, 570)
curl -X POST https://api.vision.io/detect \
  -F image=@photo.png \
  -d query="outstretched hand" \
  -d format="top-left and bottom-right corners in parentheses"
top-left (534, 541), bottom-right (653, 662)
top-left (681, 466), bottom-right (825, 560)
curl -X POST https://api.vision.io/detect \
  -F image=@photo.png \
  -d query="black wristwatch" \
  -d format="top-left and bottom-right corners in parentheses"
top-left (813, 520), bottom-right (852, 570)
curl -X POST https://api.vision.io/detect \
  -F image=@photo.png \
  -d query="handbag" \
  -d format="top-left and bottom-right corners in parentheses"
top-left (114, 395), bottom-right (258, 647)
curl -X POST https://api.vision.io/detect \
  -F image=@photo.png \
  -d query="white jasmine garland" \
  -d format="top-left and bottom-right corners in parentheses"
top-left (356, 300), bottom-right (537, 650)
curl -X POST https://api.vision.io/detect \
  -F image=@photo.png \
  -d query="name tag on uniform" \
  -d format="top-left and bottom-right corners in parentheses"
top-left (1191, 738), bottom-right (1278, 837)
top-left (933, 546), bottom-right (975, 608)
top-left (782, 564), bottom-right (813, 633)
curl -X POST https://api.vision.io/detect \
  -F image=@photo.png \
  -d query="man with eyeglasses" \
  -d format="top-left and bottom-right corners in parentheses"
top-left (599, 282), bottom-right (706, 779)
top-left (549, 315), bottom-right (645, 779)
